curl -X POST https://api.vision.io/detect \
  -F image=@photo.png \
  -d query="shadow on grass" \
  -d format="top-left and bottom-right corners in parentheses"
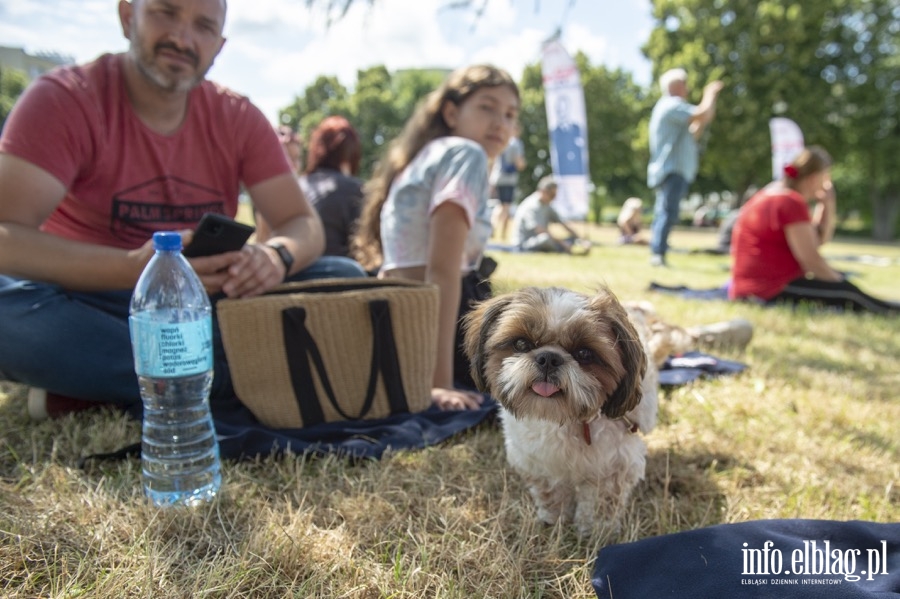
top-left (751, 343), bottom-right (896, 401)
top-left (832, 423), bottom-right (898, 456)
top-left (633, 447), bottom-right (735, 536)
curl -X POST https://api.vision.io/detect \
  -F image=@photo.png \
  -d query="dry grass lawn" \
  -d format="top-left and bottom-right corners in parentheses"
top-left (1, 225), bottom-right (897, 598)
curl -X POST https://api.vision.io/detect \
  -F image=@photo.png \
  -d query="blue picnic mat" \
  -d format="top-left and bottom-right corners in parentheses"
top-left (593, 519), bottom-right (900, 598)
top-left (211, 394), bottom-right (498, 461)
top-left (658, 351), bottom-right (748, 386)
top-left (85, 351), bottom-right (746, 465)
top-left (208, 350), bottom-right (744, 460)
top-left (648, 281), bottom-right (732, 301)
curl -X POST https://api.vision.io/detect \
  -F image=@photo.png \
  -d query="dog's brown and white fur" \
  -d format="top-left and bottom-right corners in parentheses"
top-left (462, 286), bottom-right (658, 535)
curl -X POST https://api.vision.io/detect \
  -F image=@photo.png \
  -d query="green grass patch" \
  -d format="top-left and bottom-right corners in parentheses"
top-left (1, 225), bottom-right (897, 597)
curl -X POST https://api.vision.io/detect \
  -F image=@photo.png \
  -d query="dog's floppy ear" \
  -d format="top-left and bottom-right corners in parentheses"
top-left (461, 294), bottom-right (515, 393)
top-left (589, 288), bottom-right (647, 419)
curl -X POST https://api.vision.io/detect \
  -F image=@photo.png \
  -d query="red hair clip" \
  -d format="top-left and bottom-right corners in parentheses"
top-left (783, 164), bottom-right (798, 179)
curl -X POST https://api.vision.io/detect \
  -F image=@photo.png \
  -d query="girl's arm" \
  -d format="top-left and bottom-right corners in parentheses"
top-left (426, 202), bottom-right (483, 410)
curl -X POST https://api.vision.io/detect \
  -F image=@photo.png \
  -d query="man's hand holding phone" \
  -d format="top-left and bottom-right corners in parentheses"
top-left (182, 213), bottom-right (255, 258)
top-left (180, 213), bottom-right (298, 298)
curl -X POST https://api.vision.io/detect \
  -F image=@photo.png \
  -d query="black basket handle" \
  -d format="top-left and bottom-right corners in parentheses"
top-left (281, 299), bottom-right (410, 427)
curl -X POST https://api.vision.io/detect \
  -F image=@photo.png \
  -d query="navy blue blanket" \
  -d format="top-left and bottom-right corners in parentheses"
top-left (209, 350), bottom-right (743, 460)
top-left (648, 281), bottom-right (732, 301)
top-left (85, 395), bottom-right (498, 466)
top-left (593, 519), bottom-right (900, 598)
top-left (89, 352), bottom-right (745, 465)
top-left (210, 395), bottom-right (498, 461)
top-left (658, 351), bottom-right (748, 386)
top-left (207, 350), bottom-right (745, 460)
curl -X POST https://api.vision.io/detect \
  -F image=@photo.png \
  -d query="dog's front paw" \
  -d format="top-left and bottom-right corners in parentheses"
top-left (536, 505), bottom-right (561, 526)
top-left (574, 512), bottom-right (622, 538)
top-left (573, 487), bottom-right (627, 538)
top-left (527, 479), bottom-right (575, 526)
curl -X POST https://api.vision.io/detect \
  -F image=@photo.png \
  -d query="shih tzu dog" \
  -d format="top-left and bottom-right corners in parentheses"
top-left (462, 286), bottom-right (658, 536)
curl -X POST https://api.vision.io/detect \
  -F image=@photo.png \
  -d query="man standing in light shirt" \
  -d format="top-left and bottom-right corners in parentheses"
top-left (647, 68), bottom-right (723, 266)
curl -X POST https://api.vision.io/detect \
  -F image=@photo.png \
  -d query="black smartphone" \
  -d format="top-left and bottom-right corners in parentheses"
top-left (182, 213), bottom-right (256, 257)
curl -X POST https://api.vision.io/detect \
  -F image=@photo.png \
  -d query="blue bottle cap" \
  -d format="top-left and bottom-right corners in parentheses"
top-left (152, 231), bottom-right (183, 251)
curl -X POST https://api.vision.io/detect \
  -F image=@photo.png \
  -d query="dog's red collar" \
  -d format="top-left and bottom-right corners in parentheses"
top-left (581, 421), bottom-right (592, 445)
top-left (620, 416), bottom-right (640, 434)
top-left (581, 416), bottom-right (639, 445)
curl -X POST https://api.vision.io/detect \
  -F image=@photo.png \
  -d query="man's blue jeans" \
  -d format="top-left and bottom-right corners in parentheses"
top-left (0, 256), bottom-right (367, 410)
top-left (650, 173), bottom-right (690, 258)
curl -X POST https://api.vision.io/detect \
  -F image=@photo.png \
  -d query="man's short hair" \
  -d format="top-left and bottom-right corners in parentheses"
top-left (537, 176), bottom-right (557, 191)
top-left (659, 68), bottom-right (687, 95)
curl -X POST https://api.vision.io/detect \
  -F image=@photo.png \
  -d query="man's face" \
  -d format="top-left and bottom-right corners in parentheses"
top-left (541, 187), bottom-right (557, 203)
top-left (670, 79), bottom-right (688, 99)
top-left (122, 0), bottom-right (226, 93)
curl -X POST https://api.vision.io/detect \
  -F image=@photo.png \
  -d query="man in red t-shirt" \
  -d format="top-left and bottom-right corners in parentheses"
top-left (0, 0), bottom-right (365, 418)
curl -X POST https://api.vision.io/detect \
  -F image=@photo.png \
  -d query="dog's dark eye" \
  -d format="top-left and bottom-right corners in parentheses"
top-left (572, 348), bottom-right (596, 364)
top-left (513, 338), bottom-right (533, 353)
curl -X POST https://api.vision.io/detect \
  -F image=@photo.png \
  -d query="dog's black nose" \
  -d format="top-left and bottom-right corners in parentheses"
top-left (534, 351), bottom-right (563, 373)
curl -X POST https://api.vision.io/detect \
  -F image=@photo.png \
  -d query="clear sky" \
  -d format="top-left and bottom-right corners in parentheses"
top-left (0, 0), bottom-right (656, 125)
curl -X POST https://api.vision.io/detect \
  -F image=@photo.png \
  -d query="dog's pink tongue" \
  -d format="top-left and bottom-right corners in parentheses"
top-left (532, 381), bottom-right (560, 397)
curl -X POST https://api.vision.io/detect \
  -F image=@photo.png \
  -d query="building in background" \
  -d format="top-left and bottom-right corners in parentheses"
top-left (0, 46), bottom-right (73, 80)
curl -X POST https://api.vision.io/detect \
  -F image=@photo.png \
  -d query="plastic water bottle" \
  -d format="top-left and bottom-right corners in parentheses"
top-left (129, 231), bottom-right (222, 507)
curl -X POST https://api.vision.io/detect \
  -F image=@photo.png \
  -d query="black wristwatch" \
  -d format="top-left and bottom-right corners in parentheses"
top-left (267, 242), bottom-right (294, 280)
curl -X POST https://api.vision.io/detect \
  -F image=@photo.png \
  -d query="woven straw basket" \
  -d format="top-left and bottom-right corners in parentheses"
top-left (216, 278), bottom-right (438, 428)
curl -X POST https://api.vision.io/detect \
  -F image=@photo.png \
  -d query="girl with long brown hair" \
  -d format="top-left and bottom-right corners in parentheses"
top-left (353, 64), bottom-right (521, 409)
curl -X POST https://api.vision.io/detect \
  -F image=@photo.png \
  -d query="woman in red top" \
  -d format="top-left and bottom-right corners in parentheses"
top-left (730, 146), bottom-right (897, 315)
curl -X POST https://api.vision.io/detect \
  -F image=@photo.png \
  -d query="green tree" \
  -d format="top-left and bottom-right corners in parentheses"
top-left (351, 67), bottom-right (447, 177)
top-left (277, 67), bottom-right (447, 179)
top-left (517, 62), bottom-right (551, 187)
top-left (0, 67), bottom-right (29, 132)
top-left (390, 68), bottom-right (448, 117)
top-left (817, 0), bottom-right (900, 239)
top-left (643, 0), bottom-right (900, 239)
top-left (350, 65), bottom-right (400, 177)
top-left (579, 60), bottom-right (652, 210)
top-left (278, 74), bottom-right (351, 142)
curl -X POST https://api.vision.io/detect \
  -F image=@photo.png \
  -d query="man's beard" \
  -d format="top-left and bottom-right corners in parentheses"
top-left (129, 24), bottom-right (213, 92)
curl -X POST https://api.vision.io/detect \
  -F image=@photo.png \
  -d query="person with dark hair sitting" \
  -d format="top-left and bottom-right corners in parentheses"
top-left (299, 116), bottom-right (364, 258)
top-left (730, 145), bottom-right (897, 315)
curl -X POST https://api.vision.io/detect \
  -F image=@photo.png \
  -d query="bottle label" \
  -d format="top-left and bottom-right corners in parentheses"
top-left (130, 315), bottom-right (213, 377)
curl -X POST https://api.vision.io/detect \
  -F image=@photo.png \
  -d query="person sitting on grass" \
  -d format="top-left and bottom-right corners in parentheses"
top-left (511, 176), bottom-right (588, 254)
top-left (729, 146), bottom-right (897, 315)
top-left (298, 116), bottom-right (365, 259)
top-left (352, 64), bottom-right (520, 411)
top-left (617, 197), bottom-right (648, 245)
top-left (0, 0), bottom-right (366, 420)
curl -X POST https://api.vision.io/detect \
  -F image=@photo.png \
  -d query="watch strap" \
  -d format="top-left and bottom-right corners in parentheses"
top-left (267, 242), bottom-right (294, 280)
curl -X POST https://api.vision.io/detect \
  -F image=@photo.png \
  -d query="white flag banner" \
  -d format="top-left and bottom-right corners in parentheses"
top-left (541, 38), bottom-right (589, 220)
top-left (769, 117), bottom-right (805, 180)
